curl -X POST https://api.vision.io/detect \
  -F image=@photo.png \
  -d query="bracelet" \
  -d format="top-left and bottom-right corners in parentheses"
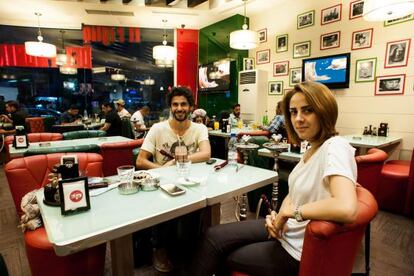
top-left (294, 206), bottom-right (303, 222)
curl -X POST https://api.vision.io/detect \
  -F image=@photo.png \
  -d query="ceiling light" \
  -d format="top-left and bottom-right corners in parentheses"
top-left (25, 13), bottom-right (56, 58)
top-left (229, 0), bottom-right (259, 50)
top-left (111, 72), bottom-right (125, 81)
top-left (143, 77), bottom-right (155, 85)
top-left (56, 30), bottom-right (67, 66)
top-left (155, 58), bottom-right (174, 68)
top-left (59, 66), bottom-right (77, 75)
top-left (363, 0), bottom-right (414, 21)
top-left (153, 19), bottom-right (176, 67)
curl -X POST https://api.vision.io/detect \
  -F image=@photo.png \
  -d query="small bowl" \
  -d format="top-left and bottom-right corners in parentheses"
top-left (118, 182), bottom-right (140, 195)
top-left (141, 178), bottom-right (160, 191)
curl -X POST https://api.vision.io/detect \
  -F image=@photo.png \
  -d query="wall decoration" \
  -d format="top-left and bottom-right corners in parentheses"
top-left (384, 39), bottom-right (411, 68)
top-left (289, 67), bottom-right (302, 86)
top-left (273, 61), bottom-right (289, 76)
top-left (258, 29), bottom-right (267, 43)
top-left (355, 57), bottom-right (377, 83)
top-left (297, 10), bottom-right (315, 29)
top-left (276, 34), bottom-right (288, 53)
top-left (320, 31), bottom-right (341, 50)
top-left (375, 74), bottom-right (405, 95)
top-left (384, 14), bottom-right (414, 26)
top-left (349, 0), bottom-right (364, 20)
top-left (256, 49), bottom-right (270, 64)
top-left (351, 28), bottom-right (373, 50)
top-left (243, 57), bottom-right (255, 70)
top-left (293, 41), bottom-right (311, 59)
top-left (269, 81), bottom-right (284, 95)
top-left (321, 4), bottom-right (342, 25)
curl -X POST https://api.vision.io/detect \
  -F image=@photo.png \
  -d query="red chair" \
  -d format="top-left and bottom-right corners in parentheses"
top-left (379, 150), bottom-right (414, 215)
top-left (26, 117), bottom-right (45, 133)
top-left (232, 185), bottom-right (378, 276)
top-left (100, 138), bottom-right (144, 176)
top-left (5, 153), bottom-right (106, 276)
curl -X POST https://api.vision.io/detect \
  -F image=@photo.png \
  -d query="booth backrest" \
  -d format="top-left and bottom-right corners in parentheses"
top-left (5, 152), bottom-right (103, 216)
top-left (23, 144), bottom-right (101, 157)
top-left (62, 130), bottom-right (107, 140)
top-left (121, 118), bottom-right (135, 139)
top-left (25, 117), bottom-right (45, 133)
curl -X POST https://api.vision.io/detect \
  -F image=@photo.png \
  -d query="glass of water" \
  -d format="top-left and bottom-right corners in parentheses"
top-left (175, 146), bottom-right (190, 178)
top-left (117, 165), bottom-right (135, 183)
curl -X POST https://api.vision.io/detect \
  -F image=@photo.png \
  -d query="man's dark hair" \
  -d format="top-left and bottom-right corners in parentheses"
top-left (166, 86), bottom-right (194, 107)
top-left (101, 102), bottom-right (114, 109)
top-left (5, 100), bottom-right (19, 110)
top-left (69, 104), bottom-right (79, 110)
top-left (232, 103), bottom-right (240, 110)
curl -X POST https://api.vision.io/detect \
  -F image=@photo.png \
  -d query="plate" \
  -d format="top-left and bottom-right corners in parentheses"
top-left (176, 177), bottom-right (201, 186)
top-left (134, 170), bottom-right (160, 180)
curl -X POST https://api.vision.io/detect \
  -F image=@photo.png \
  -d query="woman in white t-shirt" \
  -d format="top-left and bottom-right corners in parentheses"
top-left (190, 81), bottom-right (358, 276)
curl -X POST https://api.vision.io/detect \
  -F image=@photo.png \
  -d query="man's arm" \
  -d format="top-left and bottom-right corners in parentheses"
top-left (188, 140), bottom-right (211, 164)
top-left (0, 115), bottom-right (12, 123)
top-left (100, 122), bottom-right (111, 131)
top-left (0, 128), bottom-right (15, 135)
top-left (136, 149), bottom-right (161, 169)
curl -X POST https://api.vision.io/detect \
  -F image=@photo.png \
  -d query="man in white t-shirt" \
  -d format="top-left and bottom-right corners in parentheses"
top-left (130, 106), bottom-right (150, 137)
top-left (114, 99), bottom-right (131, 118)
top-left (229, 103), bottom-right (242, 128)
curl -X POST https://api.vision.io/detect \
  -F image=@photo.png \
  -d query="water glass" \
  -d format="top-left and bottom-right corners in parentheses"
top-left (175, 145), bottom-right (188, 163)
top-left (176, 160), bottom-right (191, 178)
top-left (117, 165), bottom-right (135, 183)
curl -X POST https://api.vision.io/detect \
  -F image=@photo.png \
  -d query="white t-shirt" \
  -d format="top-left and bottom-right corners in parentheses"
top-left (229, 113), bottom-right (241, 127)
top-left (131, 110), bottom-right (145, 128)
top-left (279, 136), bottom-right (357, 261)
top-left (118, 108), bottom-right (131, 118)
top-left (141, 120), bottom-right (209, 165)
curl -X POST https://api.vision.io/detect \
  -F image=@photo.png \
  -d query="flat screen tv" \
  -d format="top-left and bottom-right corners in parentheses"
top-left (302, 53), bottom-right (351, 89)
top-left (198, 60), bottom-right (230, 92)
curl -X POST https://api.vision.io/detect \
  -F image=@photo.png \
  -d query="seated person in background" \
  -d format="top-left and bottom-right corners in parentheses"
top-left (99, 102), bottom-right (122, 136)
top-left (191, 108), bottom-right (212, 130)
top-left (261, 100), bottom-right (287, 138)
top-left (60, 105), bottom-right (82, 125)
top-left (131, 105), bottom-right (150, 137)
top-left (114, 99), bottom-right (131, 118)
top-left (190, 81), bottom-right (358, 276)
top-left (0, 100), bottom-right (28, 135)
top-left (229, 103), bottom-right (242, 128)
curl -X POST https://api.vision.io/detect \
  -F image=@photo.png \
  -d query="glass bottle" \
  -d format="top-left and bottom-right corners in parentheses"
top-left (372, 127), bottom-right (377, 136)
top-left (363, 126), bottom-right (369, 135)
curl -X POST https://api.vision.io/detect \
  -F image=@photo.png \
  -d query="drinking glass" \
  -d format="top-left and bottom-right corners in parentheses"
top-left (175, 146), bottom-right (190, 178)
top-left (237, 119), bottom-right (243, 129)
top-left (117, 165), bottom-right (135, 183)
top-left (214, 121), bottom-right (220, 130)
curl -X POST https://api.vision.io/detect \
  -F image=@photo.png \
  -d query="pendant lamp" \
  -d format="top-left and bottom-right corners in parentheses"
top-left (229, 0), bottom-right (259, 50)
top-left (59, 66), bottom-right (77, 75)
top-left (152, 19), bottom-right (176, 67)
top-left (56, 30), bottom-right (68, 66)
top-left (25, 13), bottom-right (56, 58)
top-left (363, 0), bottom-right (414, 21)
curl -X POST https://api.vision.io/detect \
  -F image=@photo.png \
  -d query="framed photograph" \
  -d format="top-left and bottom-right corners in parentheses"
top-left (243, 57), bottom-right (255, 70)
top-left (349, 0), bottom-right (364, 20)
top-left (320, 31), bottom-right (341, 50)
top-left (375, 74), bottom-right (405, 96)
top-left (384, 14), bottom-right (414, 26)
top-left (297, 10), bottom-right (315, 29)
top-left (58, 177), bottom-right (91, 216)
top-left (273, 61), bottom-right (289, 76)
top-left (321, 4), bottom-right (342, 25)
top-left (385, 39), bottom-right (411, 68)
top-left (258, 29), bottom-right (267, 43)
top-left (256, 49), bottom-right (270, 65)
top-left (289, 67), bottom-right (302, 86)
top-left (351, 28), bottom-right (373, 50)
top-left (293, 41), bottom-right (311, 59)
top-left (276, 34), bottom-right (288, 53)
top-left (355, 57), bottom-right (377, 83)
top-left (268, 81), bottom-right (284, 95)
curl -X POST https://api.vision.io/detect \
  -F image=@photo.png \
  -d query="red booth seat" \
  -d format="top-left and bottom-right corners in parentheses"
top-left (26, 117), bottom-right (45, 133)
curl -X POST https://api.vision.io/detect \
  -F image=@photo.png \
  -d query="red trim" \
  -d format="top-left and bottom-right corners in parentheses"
top-left (321, 4), bottom-right (342, 25)
top-left (384, 38), bottom-right (411, 68)
top-left (256, 49), bottom-right (271, 65)
top-left (349, 0), bottom-right (364, 20)
top-left (320, 30), bottom-right (341, 50)
top-left (374, 74), bottom-right (405, 96)
top-left (273, 60), bottom-right (289, 76)
top-left (351, 28), bottom-right (373, 50)
top-left (135, 28), bottom-right (141, 43)
top-left (117, 28), bottom-right (125, 43)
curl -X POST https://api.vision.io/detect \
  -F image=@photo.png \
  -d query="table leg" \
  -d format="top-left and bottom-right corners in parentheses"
top-left (110, 234), bottom-right (134, 276)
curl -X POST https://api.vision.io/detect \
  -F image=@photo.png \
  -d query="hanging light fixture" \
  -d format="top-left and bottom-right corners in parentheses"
top-left (59, 66), bottom-right (77, 75)
top-left (111, 70), bottom-right (125, 81)
top-left (363, 0), bottom-right (414, 21)
top-left (152, 19), bottom-right (176, 67)
top-left (56, 30), bottom-right (68, 66)
top-left (229, 0), bottom-right (259, 50)
top-left (143, 76), bottom-right (155, 85)
top-left (25, 12), bottom-right (56, 58)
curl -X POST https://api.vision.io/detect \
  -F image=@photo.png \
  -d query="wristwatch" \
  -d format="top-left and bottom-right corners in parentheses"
top-left (294, 206), bottom-right (303, 222)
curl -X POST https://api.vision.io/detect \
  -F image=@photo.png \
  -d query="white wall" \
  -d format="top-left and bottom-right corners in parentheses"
top-left (250, 0), bottom-right (414, 160)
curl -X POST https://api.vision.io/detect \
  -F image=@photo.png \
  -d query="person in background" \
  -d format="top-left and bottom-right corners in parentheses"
top-left (60, 105), bottom-right (82, 124)
top-left (190, 81), bottom-right (358, 276)
top-left (229, 103), bottom-right (242, 128)
top-left (0, 100), bottom-right (28, 135)
top-left (99, 102), bottom-right (122, 136)
top-left (191, 108), bottom-right (212, 130)
top-left (261, 101), bottom-right (286, 138)
top-left (114, 99), bottom-right (131, 118)
top-left (131, 105), bottom-right (150, 137)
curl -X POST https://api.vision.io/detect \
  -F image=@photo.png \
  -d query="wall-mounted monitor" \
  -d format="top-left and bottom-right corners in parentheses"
top-left (302, 53), bottom-right (351, 89)
top-left (198, 60), bottom-right (230, 92)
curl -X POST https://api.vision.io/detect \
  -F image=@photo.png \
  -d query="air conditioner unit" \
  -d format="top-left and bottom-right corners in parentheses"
top-left (238, 69), bottom-right (268, 123)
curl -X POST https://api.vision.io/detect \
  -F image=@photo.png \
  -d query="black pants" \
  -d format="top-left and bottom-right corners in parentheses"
top-left (190, 219), bottom-right (300, 276)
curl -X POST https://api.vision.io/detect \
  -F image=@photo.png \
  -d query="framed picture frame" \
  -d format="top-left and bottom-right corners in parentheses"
top-left (268, 81), bottom-right (284, 95)
top-left (384, 14), bottom-right (414, 26)
top-left (355, 57), bottom-right (377, 83)
top-left (384, 39), bottom-right (411, 68)
top-left (351, 28), bottom-right (373, 50)
top-left (349, 0), bottom-right (364, 20)
top-left (256, 49), bottom-right (270, 65)
top-left (258, 28), bottom-right (267, 43)
top-left (58, 176), bottom-right (91, 216)
top-left (297, 10), bottom-right (315, 29)
top-left (293, 41), bottom-right (311, 59)
top-left (276, 34), bottom-right (288, 53)
top-left (375, 74), bottom-right (405, 96)
top-left (289, 67), bottom-right (302, 86)
top-left (243, 57), bottom-right (255, 70)
top-left (273, 61), bottom-right (289, 76)
top-left (321, 4), bottom-right (342, 25)
top-left (320, 31), bottom-right (341, 50)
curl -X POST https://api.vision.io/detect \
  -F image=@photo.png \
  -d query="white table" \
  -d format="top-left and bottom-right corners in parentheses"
top-left (9, 136), bottom-right (133, 158)
top-left (208, 127), bottom-right (260, 138)
top-left (258, 148), bottom-right (303, 162)
top-left (343, 135), bottom-right (402, 155)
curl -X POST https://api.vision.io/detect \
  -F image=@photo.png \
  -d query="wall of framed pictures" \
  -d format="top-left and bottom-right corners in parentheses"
top-left (249, 0), bottom-right (414, 159)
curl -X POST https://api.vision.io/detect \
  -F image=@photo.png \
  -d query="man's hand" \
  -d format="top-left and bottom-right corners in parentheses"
top-left (162, 159), bottom-right (176, 167)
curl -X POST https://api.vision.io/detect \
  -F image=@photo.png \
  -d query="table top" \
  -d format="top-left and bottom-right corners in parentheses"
top-left (342, 135), bottom-right (402, 148)
top-left (258, 148), bottom-right (303, 162)
top-left (208, 127), bottom-right (261, 138)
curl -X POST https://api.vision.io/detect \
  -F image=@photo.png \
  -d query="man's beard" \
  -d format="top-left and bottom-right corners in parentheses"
top-left (172, 110), bottom-right (189, 122)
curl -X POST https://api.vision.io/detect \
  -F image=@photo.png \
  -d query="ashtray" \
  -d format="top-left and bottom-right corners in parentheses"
top-left (118, 182), bottom-right (139, 195)
top-left (141, 178), bottom-right (160, 191)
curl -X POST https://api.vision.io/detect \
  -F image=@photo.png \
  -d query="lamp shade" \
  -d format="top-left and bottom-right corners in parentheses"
top-left (155, 59), bottom-right (174, 68)
top-left (363, 0), bottom-right (414, 21)
top-left (229, 28), bottom-right (259, 50)
top-left (153, 44), bottom-right (176, 61)
top-left (25, 41), bottom-right (57, 58)
top-left (59, 66), bottom-right (77, 75)
top-left (111, 73), bottom-right (125, 81)
top-left (55, 52), bottom-right (68, 66)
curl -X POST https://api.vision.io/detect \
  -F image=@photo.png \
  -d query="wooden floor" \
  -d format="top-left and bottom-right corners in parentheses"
top-left (1, 165), bottom-right (414, 276)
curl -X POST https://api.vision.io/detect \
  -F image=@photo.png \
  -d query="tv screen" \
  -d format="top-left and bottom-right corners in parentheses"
top-left (198, 61), bottom-right (230, 92)
top-left (302, 53), bottom-right (351, 89)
